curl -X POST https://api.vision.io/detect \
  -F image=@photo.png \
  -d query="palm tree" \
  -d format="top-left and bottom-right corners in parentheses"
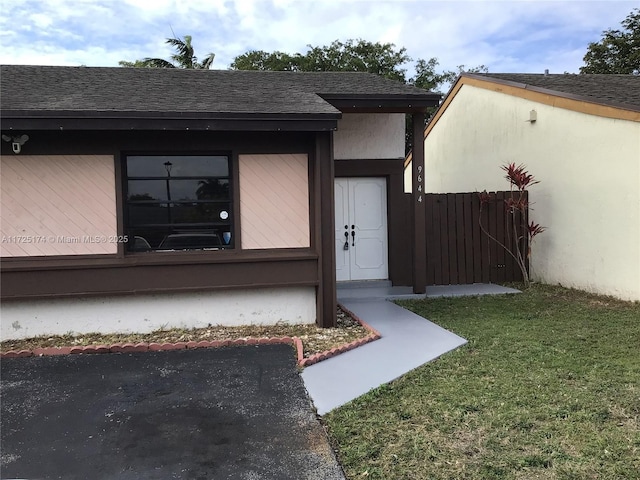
top-left (119, 35), bottom-right (215, 69)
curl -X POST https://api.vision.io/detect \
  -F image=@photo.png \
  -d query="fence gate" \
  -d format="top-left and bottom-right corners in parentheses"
top-left (424, 191), bottom-right (528, 285)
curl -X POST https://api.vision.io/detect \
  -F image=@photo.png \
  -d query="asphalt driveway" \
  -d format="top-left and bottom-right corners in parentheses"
top-left (1, 345), bottom-right (345, 480)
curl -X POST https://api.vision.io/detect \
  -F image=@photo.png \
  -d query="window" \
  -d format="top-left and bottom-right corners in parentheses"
top-left (124, 155), bottom-right (233, 252)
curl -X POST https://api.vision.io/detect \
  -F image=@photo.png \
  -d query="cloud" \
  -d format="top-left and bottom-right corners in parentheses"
top-left (0, 0), bottom-right (636, 77)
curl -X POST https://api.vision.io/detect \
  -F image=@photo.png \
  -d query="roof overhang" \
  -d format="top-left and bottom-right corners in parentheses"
top-left (463, 73), bottom-right (640, 115)
top-left (321, 94), bottom-right (441, 113)
top-left (0, 111), bottom-right (341, 132)
top-left (431, 74), bottom-right (640, 133)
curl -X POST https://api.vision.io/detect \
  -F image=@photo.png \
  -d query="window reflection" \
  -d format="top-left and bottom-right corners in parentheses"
top-left (125, 155), bottom-right (233, 252)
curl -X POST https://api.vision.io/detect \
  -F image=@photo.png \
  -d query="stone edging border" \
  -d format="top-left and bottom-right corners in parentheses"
top-left (0, 337), bottom-right (304, 361)
top-left (298, 304), bottom-right (382, 367)
top-left (0, 304), bottom-right (380, 366)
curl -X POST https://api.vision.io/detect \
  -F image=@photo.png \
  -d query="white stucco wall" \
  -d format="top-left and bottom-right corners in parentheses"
top-left (1, 287), bottom-right (317, 340)
top-left (333, 113), bottom-right (405, 159)
top-left (423, 84), bottom-right (640, 301)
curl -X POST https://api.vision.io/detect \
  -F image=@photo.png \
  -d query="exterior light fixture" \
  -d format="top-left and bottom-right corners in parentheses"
top-left (2, 134), bottom-right (29, 154)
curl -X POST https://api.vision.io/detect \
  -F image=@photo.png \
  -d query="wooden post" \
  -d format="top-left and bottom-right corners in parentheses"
top-left (316, 131), bottom-right (337, 328)
top-left (412, 112), bottom-right (427, 294)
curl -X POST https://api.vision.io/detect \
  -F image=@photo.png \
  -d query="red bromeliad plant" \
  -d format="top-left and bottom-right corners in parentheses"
top-left (478, 163), bottom-right (545, 288)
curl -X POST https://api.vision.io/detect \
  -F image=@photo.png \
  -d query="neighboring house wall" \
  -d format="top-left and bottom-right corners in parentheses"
top-left (239, 154), bottom-right (310, 249)
top-left (334, 113), bottom-right (405, 159)
top-left (0, 155), bottom-right (117, 256)
top-left (423, 84), bottom-right (640, 301)
top-left (1, 286), bottom-right (316, 340)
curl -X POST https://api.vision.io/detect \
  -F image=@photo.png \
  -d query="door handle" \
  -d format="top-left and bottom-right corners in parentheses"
top-left (344, 231), bottom-right (349, 250)
top-left (351, 229), bottom-right (355, 246)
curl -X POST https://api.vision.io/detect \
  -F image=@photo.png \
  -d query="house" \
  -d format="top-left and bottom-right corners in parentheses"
top-left (406, 73), bottom-right (640, 301)
top-left (0, 65), bottom-right (440, 339)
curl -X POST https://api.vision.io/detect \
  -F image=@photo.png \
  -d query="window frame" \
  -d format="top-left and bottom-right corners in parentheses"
top-left (122, 152), bottom-right (234, 253)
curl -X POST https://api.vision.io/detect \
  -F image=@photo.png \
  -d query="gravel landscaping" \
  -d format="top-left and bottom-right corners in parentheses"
top-left (1, 306), bottom-right (369, 359)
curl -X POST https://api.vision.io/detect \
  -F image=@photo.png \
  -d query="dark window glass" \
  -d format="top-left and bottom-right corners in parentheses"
top-left (126, 156), bottom-right (228, 177)
top-left (127, 180), bottom-right (168, 202)
top-left (124, 155), bottom-right (233, 252)
top-left (170, 203), bottom-right (231, 224)
top-left (128, 203), bottom-right (170, 225)
top-left (127, 179), bottom-right (230, 202)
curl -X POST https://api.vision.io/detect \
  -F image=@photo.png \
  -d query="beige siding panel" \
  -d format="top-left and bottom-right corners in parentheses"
top-left (239, 154), bottom-right (310, 249)
top-left (1, 155), bottom-right (117, 257)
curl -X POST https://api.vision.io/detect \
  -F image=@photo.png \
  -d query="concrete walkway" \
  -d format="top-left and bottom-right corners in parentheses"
top-left (302, 282), bottom-right (519, 415)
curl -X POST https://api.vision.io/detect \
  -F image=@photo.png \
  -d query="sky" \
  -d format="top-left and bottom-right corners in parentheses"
top-left (0, 0), bottom-right (636, 88)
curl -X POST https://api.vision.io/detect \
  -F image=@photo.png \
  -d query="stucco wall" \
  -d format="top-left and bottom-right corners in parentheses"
top-left (334, 113), bottom-right (405, 159)
top-left (239, 154), bottom-right (310, 249)
top-left (422, 84), bottom-right (640, 301)
top-left (0, 154), bottom-right (118, 256)
top-left (1, 286), bottom-right (317, 340)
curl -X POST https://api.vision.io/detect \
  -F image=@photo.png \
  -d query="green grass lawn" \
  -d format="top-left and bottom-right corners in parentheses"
top-left (324, 284), bottom-right (640, 479)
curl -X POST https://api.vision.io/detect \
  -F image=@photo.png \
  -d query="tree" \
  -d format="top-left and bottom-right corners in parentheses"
top-left (231, 39), bottom-right (411, 82)
top-left (410, 60), bottom-right (488, 92)
top-left (580, 8), bottom-right (640, 74)
top-left (404, 61), bottom-right (487, 152)
top-left (233, 39), bottom-right (486, 152)
top-left (303, 39), bottom-right (410, 82)
top-left (409, 58), bottom-right (451, 91)
top-left (119, 35), bottom-right (215, 69)
top-left (229, 50), bottom-right (303, 71)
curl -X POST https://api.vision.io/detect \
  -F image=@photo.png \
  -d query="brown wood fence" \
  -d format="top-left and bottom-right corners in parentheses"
top-left (423, 191), bottom-right (528, 285)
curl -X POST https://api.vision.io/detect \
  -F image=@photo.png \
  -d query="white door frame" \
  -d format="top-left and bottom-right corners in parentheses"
top-left (335, 177), bottom-right (388, 282)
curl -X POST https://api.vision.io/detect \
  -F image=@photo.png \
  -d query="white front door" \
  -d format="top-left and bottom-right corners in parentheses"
top-left (335, 177), bottom-right (388, 282)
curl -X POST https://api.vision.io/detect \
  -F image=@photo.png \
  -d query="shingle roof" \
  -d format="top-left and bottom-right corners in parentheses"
top-left (0, 65), bottom-right (437, 116)
top-left (472, 73), bottom-right (640, 111)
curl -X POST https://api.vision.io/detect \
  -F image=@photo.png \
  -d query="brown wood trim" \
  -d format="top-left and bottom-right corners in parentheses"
top-left (113, 152), bottom-right (126, 258)
top-left (321, 94), bottom-right (440, 113)
top-left (311, 134), bottom-right (322, 321)
top-left (335, 158), bottom-right (404, 177)
top-left (2, 109), bottom-right (342, 120)
top-left (308, 151), bottom-right (318, 251)
top-left (411, 113), bottom-right (427, 293)
top-left (1, 253), bottom-right (318, 300)
top-left (0, 131), bottom-right (318, 157)
top-left (1, 116), bottom-right (339, 132)
top-left (0, 248), bottom-right (317, 271)
top-left (231, 152), bottom-right (241, 250)
top-left (316, 132), bottom-right (336, 328)
top-left (404, 151), bottom-right (412, 170)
